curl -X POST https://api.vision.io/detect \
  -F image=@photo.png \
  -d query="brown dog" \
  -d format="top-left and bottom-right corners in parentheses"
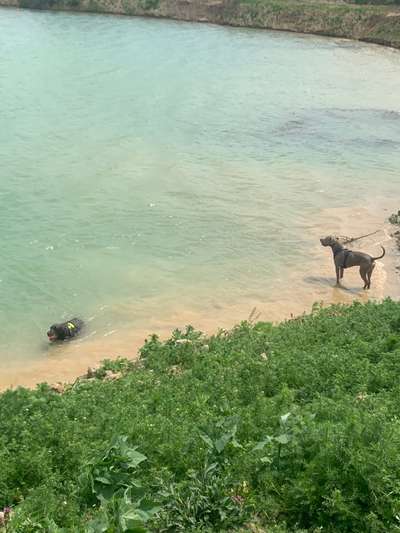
top-left (47, 318), bottom-right (84, 342)
top-left (320, 236), bottom-right (385, 289)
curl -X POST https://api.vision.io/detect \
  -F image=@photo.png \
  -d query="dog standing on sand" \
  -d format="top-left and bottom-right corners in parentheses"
top-left (320, 236), bottom-right (385, 289)
top-left (47, 318), bottom-right (84, 342)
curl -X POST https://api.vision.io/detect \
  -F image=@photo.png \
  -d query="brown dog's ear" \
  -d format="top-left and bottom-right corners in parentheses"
top-left (47, 326), bottom-right (58, 340)
top-left (48, 324), bottom-right (64, 340)
top-left (327, 235), bottom-right (339, 243)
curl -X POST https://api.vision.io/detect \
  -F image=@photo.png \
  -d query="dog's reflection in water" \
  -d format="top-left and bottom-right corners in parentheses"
top-left (303, 276), bottom-right (334, 288)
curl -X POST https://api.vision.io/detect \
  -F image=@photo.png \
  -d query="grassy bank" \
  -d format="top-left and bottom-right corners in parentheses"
top-left (1, 0), bottom-right (400, 49)
top-left (1, 299), bottom-right (400, 531)
top-left (0, 0), bottom-right (400, 49)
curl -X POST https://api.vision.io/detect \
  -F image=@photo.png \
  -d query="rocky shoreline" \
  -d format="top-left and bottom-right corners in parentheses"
top-left (1, 0), bottom-right (400, 50)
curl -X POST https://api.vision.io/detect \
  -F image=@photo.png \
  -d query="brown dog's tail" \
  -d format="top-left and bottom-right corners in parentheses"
top-left (372, 246), bottom-right (385, 261)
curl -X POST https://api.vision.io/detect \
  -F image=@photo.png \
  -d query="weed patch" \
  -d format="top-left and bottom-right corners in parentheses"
top-left (1, 300), bottom-right (400, 531)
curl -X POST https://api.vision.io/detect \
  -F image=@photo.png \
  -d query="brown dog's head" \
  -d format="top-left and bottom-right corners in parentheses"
top-left (47, 324), bottom-right (67, 342)
top-left (320, 235), bottom-right (339, 247)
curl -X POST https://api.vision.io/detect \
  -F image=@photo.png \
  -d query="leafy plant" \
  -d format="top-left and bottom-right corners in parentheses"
top-left (199, 416), bottom-right (242, 459)
top-left (81, 436), bottom-right (159, 532)
top-left (81, 435), bottom-right (147, 503)
top-left (85, 492), bottom-right (159, 533)
top-left (253, 412), bottom-right (294, 471)
top-left (3, 301), bottom-right (400, 531)
top-left (152, 418), bottom-right (250, 530)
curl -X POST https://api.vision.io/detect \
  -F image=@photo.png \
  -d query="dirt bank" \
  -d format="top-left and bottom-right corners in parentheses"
top-left (1, 0), bottom-right (400, 49)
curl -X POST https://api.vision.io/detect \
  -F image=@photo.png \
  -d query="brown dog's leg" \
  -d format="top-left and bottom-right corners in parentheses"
top-left (360, 267), bottom-right (369, 289)
top-left (367, 263), bottom-right (375, 289)
top-left (335, 266), bottom-right (341, 285)
top-left (340, 267), bottom-right (344, 279)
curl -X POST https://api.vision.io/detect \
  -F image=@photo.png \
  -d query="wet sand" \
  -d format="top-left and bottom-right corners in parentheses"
top-left (1, 203), bottom-right (398, 391)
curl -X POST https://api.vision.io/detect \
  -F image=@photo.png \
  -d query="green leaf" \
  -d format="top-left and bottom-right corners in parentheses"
top-left (280, 412), bottom-right (291, 425)
top-left (204, 462), bottom-right (218, 476)
top-left (231, 438), bottom-right (243, 449)
top-left (253, 436), bottom-right (273, 451)
top-left (200, 433), bottom-right (214, 449)
top-left (85, 514), bottom-right (109, 533)
top-left (215, 431), bottom-right (234, 453)
top-left (95, 476), bottom-right (112, 485)
top-left (125, 448), bottom-right (147, 469)
top-left (275, 434), bottom-right (290, 445)
top-left (44, 520), bottom-right (66, 533)
top-left (124, 485), bottom-right (145, 503)
top-left (139, 500), bottom-right (161, 516)
top-left (120, 515), bottom-right (148, 532)
top-left (94, 482), bottom-right (118, 502)
top-left (120, 508), bottom-right (155, 530)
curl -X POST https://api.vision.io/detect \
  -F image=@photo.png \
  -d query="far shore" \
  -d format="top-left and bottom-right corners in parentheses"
top-left (0, 0), bottom-right (400, 50)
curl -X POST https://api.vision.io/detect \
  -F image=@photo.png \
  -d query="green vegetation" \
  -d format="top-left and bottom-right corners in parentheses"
top-left (3, 0), bottom-right (400, 49)
top-left (19, 0), bottom-right (79, 9)
top-left (349, 0), bottom-right (400, 5)
top-left (138, 0), bottom-right (160, 10)
top-left (389, 210), bottom-right (400, 226)
top-left (1, 300), bottom-right (400, 531)
top-left (18, 0), bottom-right (158, 11)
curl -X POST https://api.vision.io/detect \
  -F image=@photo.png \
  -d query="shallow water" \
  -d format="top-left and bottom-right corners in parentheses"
top-left (0, 8), bottom-right (400, 388)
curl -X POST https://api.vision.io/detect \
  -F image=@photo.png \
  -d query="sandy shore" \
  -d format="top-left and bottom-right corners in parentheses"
top-left (0, 202), bottom-right (398, 392)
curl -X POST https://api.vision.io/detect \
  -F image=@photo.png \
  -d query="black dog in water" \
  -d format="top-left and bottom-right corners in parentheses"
top-left (47, 318), bottom-right (84, 342)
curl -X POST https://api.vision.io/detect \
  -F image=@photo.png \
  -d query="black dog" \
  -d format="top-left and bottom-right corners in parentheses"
top-left (47, 318), bottom-right (84, 342)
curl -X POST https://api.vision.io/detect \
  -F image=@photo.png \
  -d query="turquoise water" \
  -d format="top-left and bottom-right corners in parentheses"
top-left (1, 7), bottom-right (400, 369)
